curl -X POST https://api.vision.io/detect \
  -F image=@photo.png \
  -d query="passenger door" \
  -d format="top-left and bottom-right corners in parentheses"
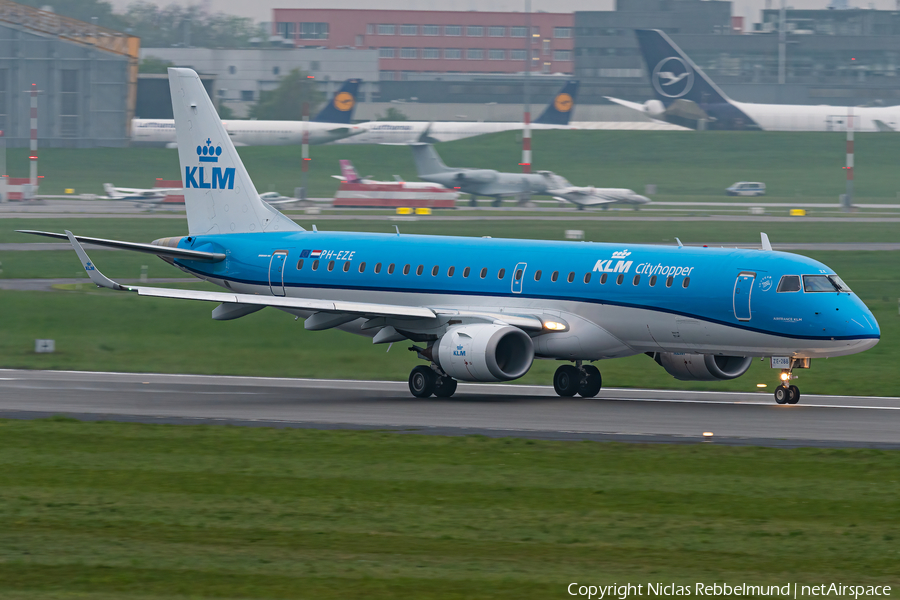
top-left (511, 262), bottom-right (527, 294)
top-left (733, 272), bottom-right (756, 321)
top-left (269, 251), bottom-right (288, 297)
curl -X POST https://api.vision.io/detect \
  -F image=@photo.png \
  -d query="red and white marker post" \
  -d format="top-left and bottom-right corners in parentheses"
top-left (843, 107), bottom-right (854, 211)
top-left (29, 83), bottom-right (38, 197)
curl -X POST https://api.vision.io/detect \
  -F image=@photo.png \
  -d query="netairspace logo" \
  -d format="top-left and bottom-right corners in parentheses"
top-left (567, 582), bottom-right (892, 600)
top-left (185, 138), bottom-right (235, 190)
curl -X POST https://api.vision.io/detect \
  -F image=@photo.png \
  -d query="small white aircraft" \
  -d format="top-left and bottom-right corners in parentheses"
top-left (103, 183), bottom-right (183, 206)
top-left (549, 184), bottom-right (652, 210)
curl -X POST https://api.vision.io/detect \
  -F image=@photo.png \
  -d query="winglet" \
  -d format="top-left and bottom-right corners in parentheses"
top-left (760, 232), bottom-right (772, 251)
top-left (65, 230), bottom-right (129, 291)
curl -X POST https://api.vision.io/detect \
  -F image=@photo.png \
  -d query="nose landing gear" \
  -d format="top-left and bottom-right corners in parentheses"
top-left (774, 369), bottom-right (800, 405)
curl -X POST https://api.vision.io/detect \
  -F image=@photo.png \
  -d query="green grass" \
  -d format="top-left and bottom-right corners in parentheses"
top-left (0, 419), bottom-right (898, 599)
top-left (6, 130), bottom-right (900, 198)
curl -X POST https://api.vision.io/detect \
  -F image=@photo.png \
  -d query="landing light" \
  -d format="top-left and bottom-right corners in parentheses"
top-left (780, 372), bottom-right (790, 381)
top-left (543, 321), bottom-right (567, 331)
top-left (757, 383), bottom-right (767, 388)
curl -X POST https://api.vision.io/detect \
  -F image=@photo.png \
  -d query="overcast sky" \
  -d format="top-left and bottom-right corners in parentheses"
top-left (105, 0), bottom-right (900, 31)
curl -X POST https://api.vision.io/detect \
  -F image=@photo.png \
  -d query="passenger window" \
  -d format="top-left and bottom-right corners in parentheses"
top-left (388, 263), bottom-right (395, 274)
top-left (567, 272), bottom-right (575, 283)
top-left (327, 260), bottom-right (335, 272)
top-left (666, 275), bottom-right (673, 287)
top-left (551, 271), bottom-right (559, 282)
top-left (416, 265), bottom-right (424, 276)
top-left (343, 262), bottom-right (350, 272)
top-left (448, 266), bottom-right (455, 276)
top-left (312, 260), bottom-right (319, 271)
top-left (432, 265), bottom-right (439, 276)
top-left (359, 262), bottom-right (366, 273)
top-left (649, 275), bottom-right (657, 287)
top-left (297, 259), bottom-right (304, 270)
top-left (534, 270), bottom-right (542, 281)
top-left (633, 275), bottom-right (640, 286)
top-left (600, 273), bottom-right (607, 284)
top-left (480, 268), bottom-right (487, 279)
top-left (403, 264), bottom-right (411, 275)
top-left (803, 275), bottom-right (837, 292)
top-left (584, 273), bottom-right (591, 283)
top-left (498, 268), bottom-right (505, 279)
top-left (777, 275), bottom-right (801, 293)
top-left (463, 267), bottom-right (470, 277)
top-left (375, 263), bottom-right (382, 274)
top-left (616, 274), bottom-right (624, 285)
top-left (683, 277), bottom-right (690, 288)
top-left (515, 269), bottom-right (523, 281)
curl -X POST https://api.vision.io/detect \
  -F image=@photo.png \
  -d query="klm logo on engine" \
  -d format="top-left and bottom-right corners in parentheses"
top-left (453, 345), bottom-right (466, 357)
top-left (185, 138), bottom-right (235, 189)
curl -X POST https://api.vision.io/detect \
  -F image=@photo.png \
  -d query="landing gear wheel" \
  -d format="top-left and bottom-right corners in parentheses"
top-left (578, 365), bottom-right (602, 398)
top-left (554, 365), bottom-right (580, 397)
top-left (774, 385), bottom-right (789, 404)
top-left (787, 385), bottom-right (800, 405)
top-left (409, 365), bottom-right (436, 398)
top-left (433, 377), bottom-right (458, 398)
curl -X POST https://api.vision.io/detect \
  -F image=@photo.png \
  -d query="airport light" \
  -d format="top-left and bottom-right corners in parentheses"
top-left (757, 383), bottom-right (767, 388)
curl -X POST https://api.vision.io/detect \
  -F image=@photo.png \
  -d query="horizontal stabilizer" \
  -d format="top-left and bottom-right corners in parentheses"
top-left (18, 230), bottom-right (226, 262)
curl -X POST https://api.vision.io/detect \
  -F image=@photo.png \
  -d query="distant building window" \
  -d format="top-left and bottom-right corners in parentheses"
top-left (400, 47), bottom-right (417, 59)
top-left (276, 22), bottom-right (294, 39)
top-left (467, 48), bottom-right (484, 60)
top-left (445, 25), bottom-right (461, 36)
top-left (444, 48), bottom-right (462, 59)
top-left (378, 47), bottom-right (395, 58)
top-left (489, 26), bottom-right (505, 37)
top-left (378, 24), bottom-right (395, 35)
top-left (553, 49), bottom-right (572, 61)
top-left (488, 49), bottom-right (505, 60)
top-left (554, 27), bottom-right (572, 38)
top-left (543, 39), bottom-right (550, 55)
top-left (228, 65), bottom-right (236, 75)
top-left (241, 90), bottom-right (254, 101)
top-left (510, 49), bottom-right (526, 61)
top-left (400, 24), bottom-right (417, 35)
top-left (467, 25), bottom-right (483, 36)
top-left (299, 22), bottom-right (328, 40)
top-left (379, 71), bottom-right (396, 80)
top-left (272, 66), bottom-right (280, 75)
top-left (532, 26), bottom-right (540, 36)
top-left (511, 26), bottom-right (527, 37)
top-left (366, 24), bottom-right (375, 34)
top-left (423, 48), bottom-right (440, 59)
top-left (60, 69), bottom-right (78, 138)
top-left (423, 24), bottom-right (439, 36)
top-left (355, 34), bottom-right (363, 46)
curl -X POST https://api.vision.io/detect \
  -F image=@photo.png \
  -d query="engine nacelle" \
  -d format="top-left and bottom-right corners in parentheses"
top-left (435, 324), bottom-right (534, 382)
top-left (643, 99), bottom-right (666, 117)
top-left (651, 352), bottom-right (752, 381)
top-left (456, 169), bottom-right (498, 185)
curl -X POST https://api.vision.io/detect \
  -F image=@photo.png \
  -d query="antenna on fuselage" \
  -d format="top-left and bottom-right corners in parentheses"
top-left (760, 232), bottom-right (773, 251)
top-left (675, 237), bottom-right (683, 248)
top-left (395, 225), bottom-right (400, 236)
top-left (312, 224), bottom-right (318, 232)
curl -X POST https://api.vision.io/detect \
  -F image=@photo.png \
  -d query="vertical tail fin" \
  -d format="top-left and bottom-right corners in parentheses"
top-left (168, 68), bottom-right (302, 236)
top-left (313, 79), bottom-right (361, 124)
top-left (103, 183), bottom-right (117, 198)
top-left (634, 29), bottom-right (731, 106)
top-left (409, 144), bottom-right (450, 176)
top-left (339, 160), bottom-right (361, 183)
top-left (534, 80), bottom-right (579, 125)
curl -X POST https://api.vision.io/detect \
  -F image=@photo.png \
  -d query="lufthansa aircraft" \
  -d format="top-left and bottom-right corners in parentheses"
top-left (607, 29), bottom-right (900, 132)
top-left (132, 79), bottom-right (364, 147)
top-left (21, 68), bottom-right (879, 404)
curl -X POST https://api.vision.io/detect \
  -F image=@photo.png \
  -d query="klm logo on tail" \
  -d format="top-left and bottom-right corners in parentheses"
top-left (185, 138), bottom-right (235, 189)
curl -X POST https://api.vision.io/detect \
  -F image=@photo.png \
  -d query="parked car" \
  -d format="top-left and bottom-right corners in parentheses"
top-left (726, 182), bottom-right (766, 197)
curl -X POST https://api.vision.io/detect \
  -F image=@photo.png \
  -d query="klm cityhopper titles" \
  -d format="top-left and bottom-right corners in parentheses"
top-left (20, 69), bottom-right (880, 403)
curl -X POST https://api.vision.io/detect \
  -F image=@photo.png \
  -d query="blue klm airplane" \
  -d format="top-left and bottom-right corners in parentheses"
top-left (20, 69), bottom-right (879, 403)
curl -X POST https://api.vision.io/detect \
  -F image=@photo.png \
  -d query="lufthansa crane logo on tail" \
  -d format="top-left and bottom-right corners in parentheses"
top-left (554, 92), bottom-right (574, 112)
top-left (652, 57), bottom-right (694, 99)
top-left (185, 138), bottom-right (235, 189)
top-left (334, 92), bottom-right (355, 111)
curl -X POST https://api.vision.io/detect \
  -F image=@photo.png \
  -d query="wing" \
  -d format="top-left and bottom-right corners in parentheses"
top-left (18, 230), bottom-right (225, 262)
top-left (62, 231), bottom-right (547, 332)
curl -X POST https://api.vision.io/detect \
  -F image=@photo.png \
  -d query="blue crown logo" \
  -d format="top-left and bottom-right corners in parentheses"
top-left (197, 138), bottom-right (222, 163)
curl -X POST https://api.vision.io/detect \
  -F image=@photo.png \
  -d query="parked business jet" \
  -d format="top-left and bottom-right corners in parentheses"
top-left (131, 79), bottom-right (364, 147)
top-left (103, 183), bottom-right (183, 206)
top-left (606, 29), bottom-right (900, 132)
top-left (20, 68), bottom-right (879, 404)
top-left (338, 80), bottom-right (581, 145)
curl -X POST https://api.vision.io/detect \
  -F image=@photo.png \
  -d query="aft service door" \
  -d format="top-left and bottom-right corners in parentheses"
top-left (733, 272), bottom-right (755, 321)
top-left (269, 251), bottom-right (288, 297)
top-left (511, 262), bottom-right (527, 294)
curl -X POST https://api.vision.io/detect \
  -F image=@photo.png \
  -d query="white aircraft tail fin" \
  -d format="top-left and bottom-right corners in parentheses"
top-left (409, 143), bottom-right (451, 176)
top-left (103, 183), bottom-right (118, 198)
top-left (168, 68), bottom-right (303, 235)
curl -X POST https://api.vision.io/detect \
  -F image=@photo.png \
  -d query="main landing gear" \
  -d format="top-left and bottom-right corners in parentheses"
top-left (553, 361), bottom-right (602, 398)
top-left (774, 369), bottom-right (800, 405)
top-left (408, 365), bottom-right (457, 399)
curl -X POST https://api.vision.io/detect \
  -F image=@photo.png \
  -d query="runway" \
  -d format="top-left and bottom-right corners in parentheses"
top-left (2, 369), bottom-right (898, 449)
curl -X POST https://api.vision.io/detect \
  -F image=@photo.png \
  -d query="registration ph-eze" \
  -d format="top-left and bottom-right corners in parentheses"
top-left (185, 139), bottom-right (235, 190)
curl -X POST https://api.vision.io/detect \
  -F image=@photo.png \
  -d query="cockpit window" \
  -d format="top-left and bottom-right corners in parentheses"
top-left (776, 275), bottom-right (801, 293)
top-left (803, 275), bottom-right (840, 292)
top-left (828, 275), bottom-right (852, 293)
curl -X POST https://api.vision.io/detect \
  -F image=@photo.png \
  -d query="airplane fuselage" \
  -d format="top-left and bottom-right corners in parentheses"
top-left (131, 119), bottom-right (362, 146)
top-left (171, 231), bottom-right (879, 360)
top-left (338, 122), bottom-right (575, 144)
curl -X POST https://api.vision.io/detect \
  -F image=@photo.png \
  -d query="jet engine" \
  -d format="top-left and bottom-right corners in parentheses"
top-left (650, 352), bottom-right (752, 381)
top-left (435, 324), bottom-right (534, 382)
top-left (455, 170), bottom-right (498, 185)
top-left (643, 99), bottom-right (666, 118)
